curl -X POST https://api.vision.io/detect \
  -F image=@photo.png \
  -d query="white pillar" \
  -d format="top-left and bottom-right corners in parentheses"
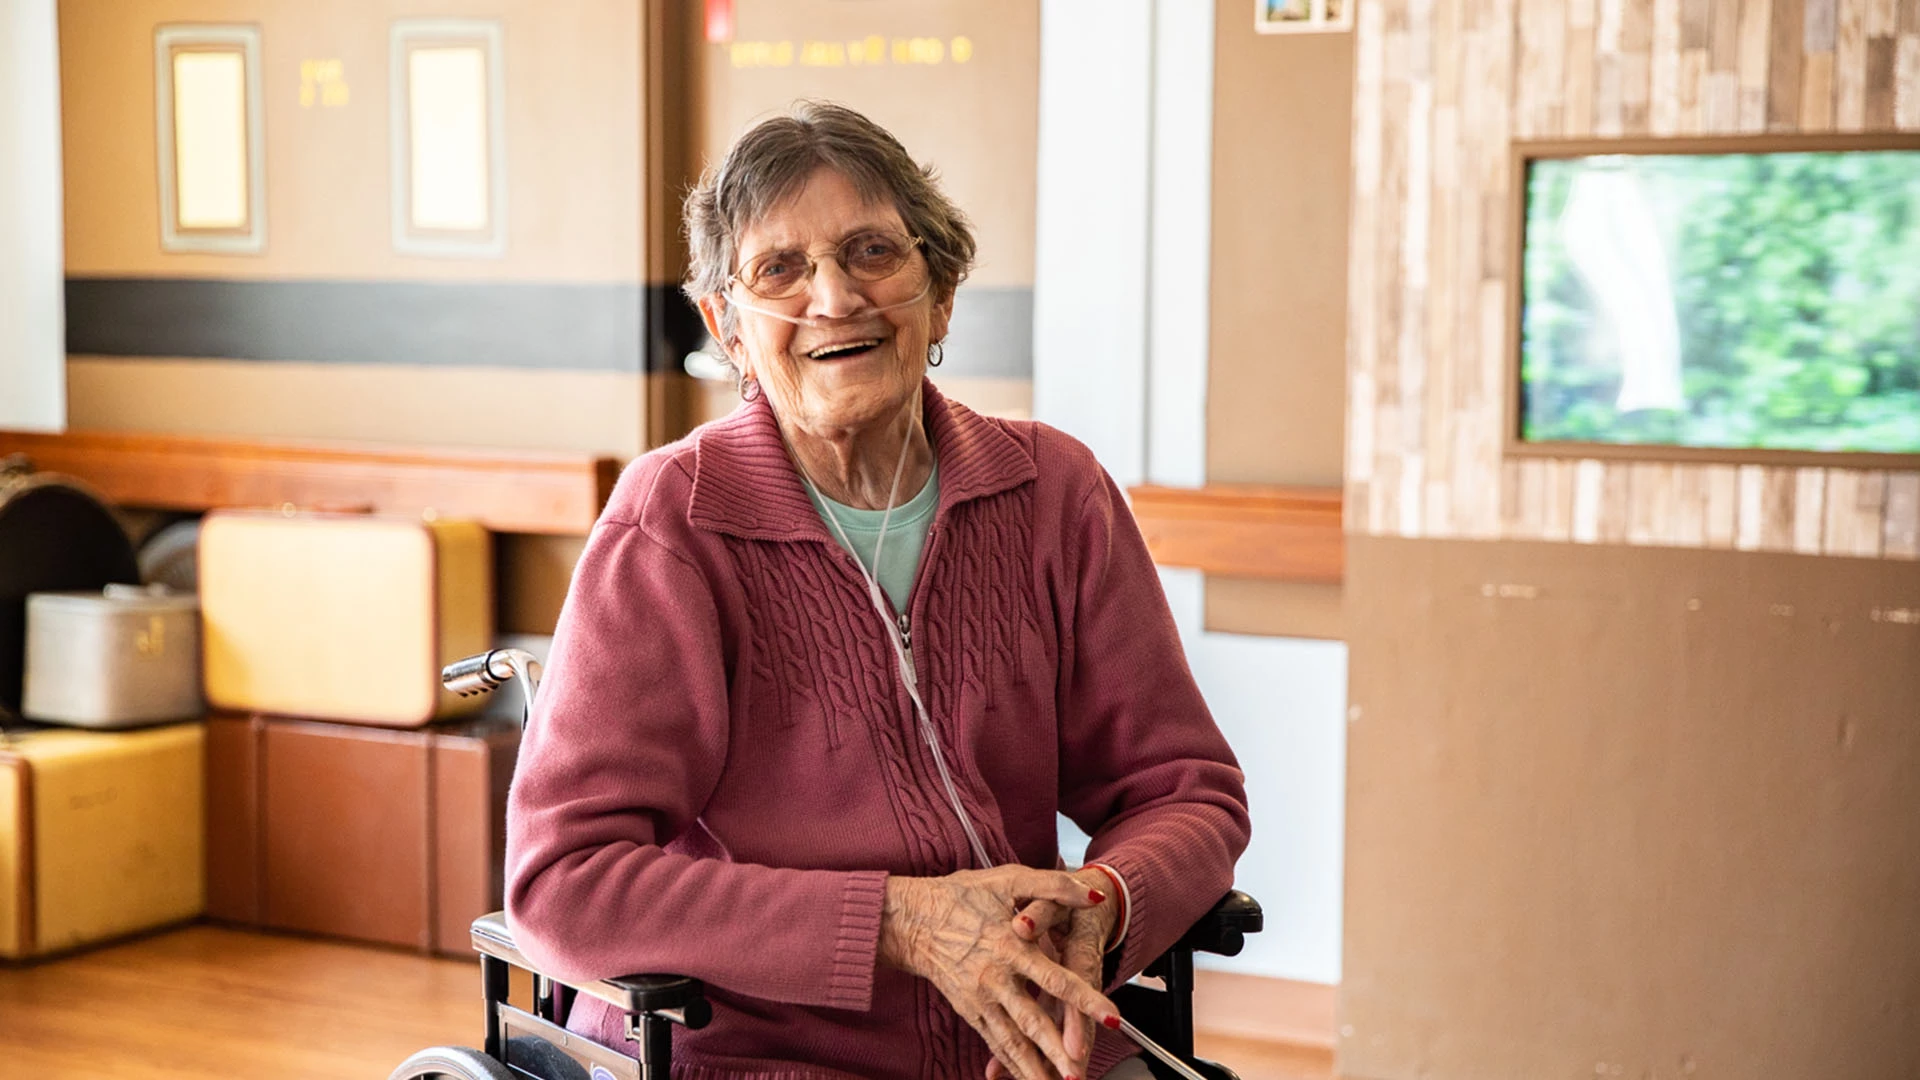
top-left (1031, 0), bottom-right (1152, 488)
top-left (1145, 0), bottom-right (1214, 489)
top-left (0, 0), bottom-right (67, 431)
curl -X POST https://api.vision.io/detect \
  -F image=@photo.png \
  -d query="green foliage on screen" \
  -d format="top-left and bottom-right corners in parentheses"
top-left (1519, 150), bottom-right (1920, 453)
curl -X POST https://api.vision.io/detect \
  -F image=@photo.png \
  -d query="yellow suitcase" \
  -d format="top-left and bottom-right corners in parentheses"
top-left (199, 511), bottom-right (493, 728)
top-left (0, 723), bottom-right (205, 959)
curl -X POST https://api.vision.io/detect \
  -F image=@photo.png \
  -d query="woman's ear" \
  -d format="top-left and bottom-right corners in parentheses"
top-left (695, 292), bottom-right (744, 380)
top-left (696, 294), bottom-right (730, 346)
top-left (930, 289), bottom-right (955, 345)
top-left (696, 294), bottom-right (750, 379)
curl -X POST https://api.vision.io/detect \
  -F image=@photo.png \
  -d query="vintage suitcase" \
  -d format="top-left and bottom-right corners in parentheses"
top-left (0, 461), bottom-right (140, 720)
top-left (198, 511), bottom-right (493, 727)
top-left (0, 723), bottom-right (205, 959)
top-left (22, 585), bottom-right (203, 728)
top-left (204, 712), bottom-right (519, 955)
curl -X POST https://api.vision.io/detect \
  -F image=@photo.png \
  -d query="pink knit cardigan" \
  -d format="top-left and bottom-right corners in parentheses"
top-left (505, 382), bottom-right (1250, 1079)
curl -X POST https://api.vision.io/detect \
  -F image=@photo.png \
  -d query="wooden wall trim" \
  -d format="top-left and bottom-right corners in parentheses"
top-left (1128, 484), bottom-right (1345, 584)
top-left (0, 430), bottom-right (618, 536)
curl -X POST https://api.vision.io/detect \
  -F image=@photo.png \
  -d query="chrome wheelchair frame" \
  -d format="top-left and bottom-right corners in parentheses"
top-left (391, 649), bottom-right (1263, 1080)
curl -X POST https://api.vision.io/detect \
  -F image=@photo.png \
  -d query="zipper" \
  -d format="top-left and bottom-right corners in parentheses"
top-left (896, 611), bottom-right (917, 685)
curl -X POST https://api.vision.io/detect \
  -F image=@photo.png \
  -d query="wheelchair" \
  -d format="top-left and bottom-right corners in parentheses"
top-left (391, 649), bottom-right (1265, 1080)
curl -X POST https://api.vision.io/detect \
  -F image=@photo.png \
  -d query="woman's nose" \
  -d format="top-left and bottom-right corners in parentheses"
top-left (805, 257), bottom-right (868, 318)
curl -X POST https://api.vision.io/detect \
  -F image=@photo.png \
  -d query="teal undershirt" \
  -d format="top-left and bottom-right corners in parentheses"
top-left (805, 461), bottom-right (939, 616)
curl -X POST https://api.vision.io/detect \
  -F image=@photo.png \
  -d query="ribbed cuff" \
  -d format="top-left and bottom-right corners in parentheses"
top-left (825, 870), bottom-right (889, 1011)
top-left (1089, 849), bottom-right (1153, 982)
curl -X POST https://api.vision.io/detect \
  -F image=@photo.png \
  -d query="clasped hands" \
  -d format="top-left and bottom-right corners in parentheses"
top-left (878, 865), bottom-right (1122, 1080)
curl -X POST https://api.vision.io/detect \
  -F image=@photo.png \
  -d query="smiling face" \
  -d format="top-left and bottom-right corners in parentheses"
top-left (701, 167), bottom-right (952, 436)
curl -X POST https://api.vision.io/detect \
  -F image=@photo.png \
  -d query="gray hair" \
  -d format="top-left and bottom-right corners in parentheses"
top-left (682, 101), bottom-right (977, 347)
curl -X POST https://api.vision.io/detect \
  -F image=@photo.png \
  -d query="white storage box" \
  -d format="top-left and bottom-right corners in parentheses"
top-left (22, 585), bottom-right (203, 728)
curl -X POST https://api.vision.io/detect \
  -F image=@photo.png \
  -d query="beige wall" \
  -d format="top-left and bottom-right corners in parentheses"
top-left (1344, 536), bottom-right (1920, 1080)
top-left (58, 0), bottom-right (650, 458)
top-left (61, 0), bottom-right (642, 283)
top-left (1343, 0), bottom-right (1920, 556)
top-left (1204, 4), bottom-right (1355, 639)
top-left (1208, 13), bottom-right (1353, 490)
top-left (65, 359), bottom-right (645, 454)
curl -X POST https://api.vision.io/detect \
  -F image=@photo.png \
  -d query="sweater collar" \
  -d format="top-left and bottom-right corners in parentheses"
top-left (686, 378), bottom-right (1037, 542)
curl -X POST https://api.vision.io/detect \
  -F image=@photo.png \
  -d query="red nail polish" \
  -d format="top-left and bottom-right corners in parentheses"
top-left (1017, 915), bottom-right (1034, 931)
top-left (1089, 889), bottom-right (1107, 904)
top-left (1103, 1015), bottom-right (1122, 1030)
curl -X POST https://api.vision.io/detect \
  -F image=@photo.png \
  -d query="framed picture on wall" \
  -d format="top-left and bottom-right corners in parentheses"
top-left (1255, 0), bottom-right (1353, 35)
top-left (1507, 134), bottom-right (1920, 468)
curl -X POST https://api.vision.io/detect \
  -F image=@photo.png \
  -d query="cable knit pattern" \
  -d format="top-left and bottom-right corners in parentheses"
top-left (504, 381), bottom-right (1250, 1080)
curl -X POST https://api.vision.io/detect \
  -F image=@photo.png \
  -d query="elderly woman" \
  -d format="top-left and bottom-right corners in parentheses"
top-left (506, 102), bottom-right (1249, 1080)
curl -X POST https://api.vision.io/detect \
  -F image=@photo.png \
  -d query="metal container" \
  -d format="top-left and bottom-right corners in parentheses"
top-left (22, 585), bottom-right (203, 728)
top-left (0, 457), bottom-right (140, 718)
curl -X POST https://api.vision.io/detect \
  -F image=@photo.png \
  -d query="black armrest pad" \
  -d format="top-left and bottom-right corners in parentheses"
top-left (469, 911), bottom-right (707, 1015)
top-left (599, 972), bottom-right (707, 1014)
top-left (1175, 889), bottom-right (1263, 957)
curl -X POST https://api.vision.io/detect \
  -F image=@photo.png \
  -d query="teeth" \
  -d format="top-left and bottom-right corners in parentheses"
top-left (808, 340), bottom-right (881, 359)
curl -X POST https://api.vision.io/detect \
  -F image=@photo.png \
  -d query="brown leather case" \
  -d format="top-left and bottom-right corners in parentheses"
top-left (204, 712), bottom-right (519, 955)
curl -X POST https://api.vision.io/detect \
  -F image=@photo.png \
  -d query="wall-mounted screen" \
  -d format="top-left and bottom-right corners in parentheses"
top-left (1514, 139), bottom-right (1920, 460)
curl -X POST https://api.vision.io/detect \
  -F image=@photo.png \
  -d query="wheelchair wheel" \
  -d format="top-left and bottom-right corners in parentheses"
top-left (388, 1045), bottom-right (514, 1080)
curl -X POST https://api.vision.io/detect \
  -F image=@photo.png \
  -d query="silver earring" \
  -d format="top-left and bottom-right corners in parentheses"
top-left (928, 342), bottom-right (944, 368)
top-left (741, 377), bottom-right (761, 402)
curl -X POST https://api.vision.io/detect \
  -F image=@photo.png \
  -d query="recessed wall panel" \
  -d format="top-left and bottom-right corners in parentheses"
top-left (390, 20), bottom-right (505, 257)
top-left (154, 25), bottom-right (263, 253)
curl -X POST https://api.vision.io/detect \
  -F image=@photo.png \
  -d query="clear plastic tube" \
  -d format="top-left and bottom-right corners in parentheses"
top-left (792, 402), bottom-right (1205, 1075)
top-left (795, 396), bottom-right (996, 871)
top-left (727, 280), bottom-right (932, 328)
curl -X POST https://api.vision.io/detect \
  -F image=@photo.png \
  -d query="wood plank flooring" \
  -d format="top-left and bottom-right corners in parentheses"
top-left (0, 925), bottom-right (1335, 1079)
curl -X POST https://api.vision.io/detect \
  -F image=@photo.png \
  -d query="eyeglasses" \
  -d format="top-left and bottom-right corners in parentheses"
top-left (729, 229), bottom-right (926, 302)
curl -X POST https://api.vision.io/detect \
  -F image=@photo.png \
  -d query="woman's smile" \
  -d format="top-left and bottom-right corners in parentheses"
top-left (801, 335), bottom-right (887, 362)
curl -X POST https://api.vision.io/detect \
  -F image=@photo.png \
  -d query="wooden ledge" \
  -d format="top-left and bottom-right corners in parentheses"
top-left (1128, 484), bottom-right (1345, 584)
top-left (0, 430), bottom-right (619, 536)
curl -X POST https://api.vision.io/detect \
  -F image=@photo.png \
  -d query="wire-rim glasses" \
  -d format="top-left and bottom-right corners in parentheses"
top-left (729, 230), bottom-right (926, 302)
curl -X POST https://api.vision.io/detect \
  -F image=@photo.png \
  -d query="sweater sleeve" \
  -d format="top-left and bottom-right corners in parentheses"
top-left (1054, 466), bottom-right (1252, 986)
top-left (504, 506), bottom-right (887, 1012)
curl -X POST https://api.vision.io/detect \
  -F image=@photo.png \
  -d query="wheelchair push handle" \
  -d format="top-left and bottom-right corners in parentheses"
top-left (443, 648), bottom-right (543, 724)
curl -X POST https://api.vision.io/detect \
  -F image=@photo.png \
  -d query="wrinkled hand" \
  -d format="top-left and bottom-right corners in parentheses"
top-left (878, 866), bottom-right (1120, 1080)
top-left (990, 868), bottom-right (1120, 1080)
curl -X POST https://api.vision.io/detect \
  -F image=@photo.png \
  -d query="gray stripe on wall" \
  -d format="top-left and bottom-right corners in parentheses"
top-left (64, 277), bottom-right (1036, 378)
top-left (66, 278), bottom-right (645, 372)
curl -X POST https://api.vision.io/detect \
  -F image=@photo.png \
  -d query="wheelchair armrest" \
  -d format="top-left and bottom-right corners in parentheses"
top-left (470, 911), bottom-right (708, 1015)
top-left (1173, 889), bottom-right (1263, 958)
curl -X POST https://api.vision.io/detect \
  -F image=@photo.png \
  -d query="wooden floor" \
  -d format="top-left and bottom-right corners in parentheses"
top-left (0, 925), bottom-right (1334, 1079)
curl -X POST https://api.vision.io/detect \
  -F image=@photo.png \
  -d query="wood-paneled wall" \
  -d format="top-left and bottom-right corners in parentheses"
top-left (1344, 0), bottom-right (1920, 558)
